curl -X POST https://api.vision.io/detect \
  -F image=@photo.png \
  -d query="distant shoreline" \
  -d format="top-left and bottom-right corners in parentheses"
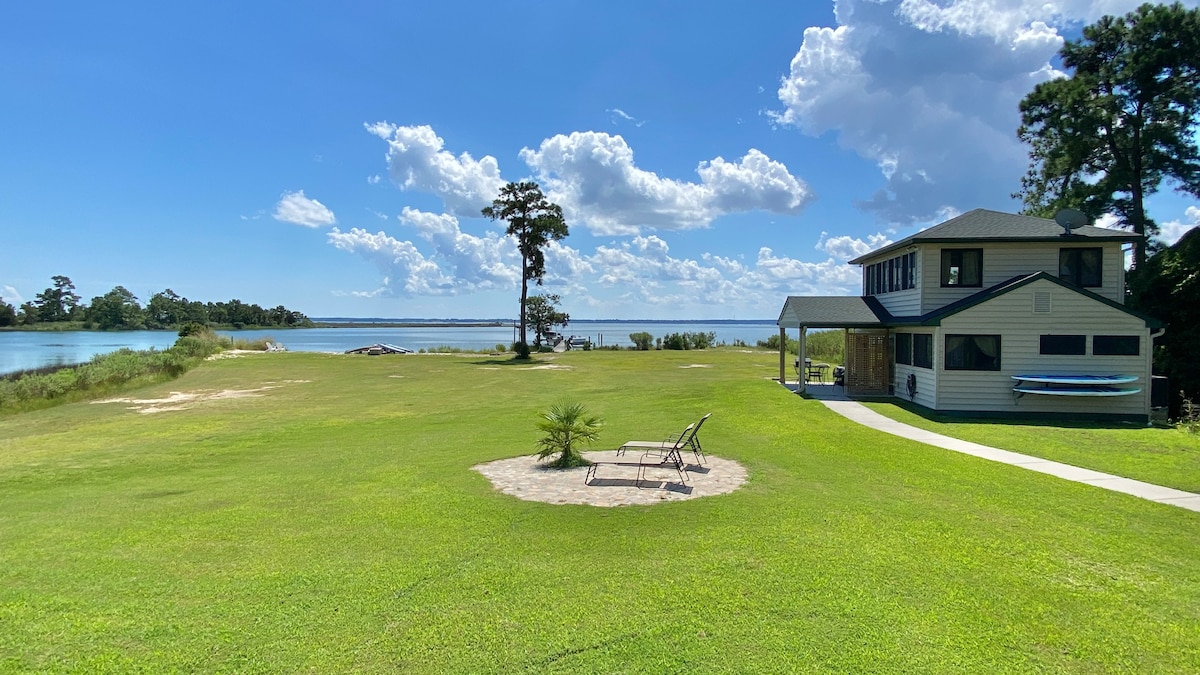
top-left (310, 321), bottom-right (508, 329)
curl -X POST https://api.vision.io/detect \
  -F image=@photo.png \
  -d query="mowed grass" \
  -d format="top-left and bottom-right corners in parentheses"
top-left (1, 349), bottom-right (1198, 672)
top-left (862, 401), bottom-right (1200, 493)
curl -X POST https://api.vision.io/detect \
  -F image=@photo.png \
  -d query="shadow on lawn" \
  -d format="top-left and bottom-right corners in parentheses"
top-left (468, 357), bottom-right (539, 367)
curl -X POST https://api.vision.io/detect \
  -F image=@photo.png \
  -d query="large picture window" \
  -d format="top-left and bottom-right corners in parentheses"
top-left (895, 333), bottom-right (913, 365)
top-left (945, 334), bottom-right (1000, 370)
top-left (941, 249), bottom-right (982, 287)
top-left (1093, 335), bottom-right (1139, 356)
top-left (1059, 248), bottom-right (1102, 287)
top-left (913, 333), bottom-right (933, 369)
top-left (1040, 335), bottom-right (1085, 355)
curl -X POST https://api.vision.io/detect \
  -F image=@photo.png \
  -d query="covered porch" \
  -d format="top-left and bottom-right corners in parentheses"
top-left (776, 296), bottom-right (894, 397)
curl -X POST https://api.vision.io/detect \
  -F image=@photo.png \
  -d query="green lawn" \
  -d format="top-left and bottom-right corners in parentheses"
top-left (862, 400), bottom-right (1200, 493)
top-left (1, 350), bottom-right (1198, 672)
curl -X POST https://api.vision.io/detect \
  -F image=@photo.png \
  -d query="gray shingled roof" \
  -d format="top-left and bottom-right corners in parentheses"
top-left (777, 273), bottom-right (1163, 330)
top-left (777, 296), bottom-right (890, 329)
top-left (849, 208), bottom-right (1142, 264)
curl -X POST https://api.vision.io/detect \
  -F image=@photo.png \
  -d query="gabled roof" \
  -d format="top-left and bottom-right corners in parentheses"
top-left (849, 209), bottom-right (1142, 264)
top-left (904, 271), bottom-right (1163, 328)
top-left (778, 273), bottom-right (1163, 330)
top-left (777, 295), bottom-right (892, 329)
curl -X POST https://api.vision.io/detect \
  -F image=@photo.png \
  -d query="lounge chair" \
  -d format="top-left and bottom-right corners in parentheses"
top-left (615, 413), bottom-right (710, 465)
top-left (584, 423), bottom-right (696, 486)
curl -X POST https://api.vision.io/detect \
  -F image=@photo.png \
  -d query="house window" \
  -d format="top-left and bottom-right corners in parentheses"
top-left (865, 252), bottom-right (920, 295)
top-left (896, 333), bottom-right (913, 365)
top-left (913, 333), bottom-right (933, 369)
top-left (1059, 248), bottom-right (1102, 287)
top-left (945, 334), bottom-right (1001, 370)
top-left (1040, 335), bottom-right (1085, 355)
top-left (941, 249), bottom-right (982, 287)
top-left (1093, 335), bottom-right (1140, 356)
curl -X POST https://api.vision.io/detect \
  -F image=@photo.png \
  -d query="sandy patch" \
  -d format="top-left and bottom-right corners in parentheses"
top-left (679, 364), bottom-right (713, 369)
top-left (94, 385), bottom-right (283, 414)
top-left (524, 364), bottom-right (573, 371)
top-left (473, 451), bottom-right (747, 507)
top-left (204, 349), bottom-right (264, 361)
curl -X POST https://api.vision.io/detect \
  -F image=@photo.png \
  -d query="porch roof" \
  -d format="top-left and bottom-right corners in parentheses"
top-left (777, 295), bottom-right (892, 329)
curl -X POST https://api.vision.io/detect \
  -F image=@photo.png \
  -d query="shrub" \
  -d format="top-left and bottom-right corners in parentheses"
top-left (494, 343), bottom-right (508, 353)
top-left (535, 401), bottom-right (602, 468)
top-left (629, 332), bottom-right (653, 351)
top-left (512, 341), bottom-right (531, 359)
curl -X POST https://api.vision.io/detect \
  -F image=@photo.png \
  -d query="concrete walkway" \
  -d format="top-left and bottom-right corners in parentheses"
top-left (798, 384), bottom-right (1200, 513)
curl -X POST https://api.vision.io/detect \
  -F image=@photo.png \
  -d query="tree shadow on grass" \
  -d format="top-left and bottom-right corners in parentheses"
top-left (468, 357), bottom-right (539, 367)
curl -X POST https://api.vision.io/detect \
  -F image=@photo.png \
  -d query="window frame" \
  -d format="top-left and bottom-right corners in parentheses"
top-left (944, 334), bottom-right (1001, 371)
top-left (895, 333), bottom-right (913, 365)
top-left (1093, 335), bottom-right (1140, 356)
top-left (1039, 334), bottom-right (1086, 356)
top-left (1058, 247), bottom-right (1103, 288)
top-left (913, 333), bottom-right (933, 369)
top-left (940, 249), bottom-right (983, 288)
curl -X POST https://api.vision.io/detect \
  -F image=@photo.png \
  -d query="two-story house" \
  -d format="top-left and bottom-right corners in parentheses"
top-left (776, 209), bottom-right (1164, 422)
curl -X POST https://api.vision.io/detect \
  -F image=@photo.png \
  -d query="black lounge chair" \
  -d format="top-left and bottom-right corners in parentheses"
top-left (585, 423), bottom-right (697, 486)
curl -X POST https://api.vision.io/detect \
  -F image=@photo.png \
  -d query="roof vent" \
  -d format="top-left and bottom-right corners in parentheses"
top-left (1033, 291), bottom-right (1051, 313)
top-left (1054, 208), bottom-right (1088, 235)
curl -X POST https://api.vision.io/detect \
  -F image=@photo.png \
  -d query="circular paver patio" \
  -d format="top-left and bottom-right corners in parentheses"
top-left (473, 450), bottom-right (747, 507)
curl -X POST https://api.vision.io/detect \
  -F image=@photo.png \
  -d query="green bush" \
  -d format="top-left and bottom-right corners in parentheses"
top-left (629, 332), bottom-right (653, 351)
top-left (512, 341), bottom-right (531, 359)
top-left (661, 331), bottom-right (717, 350)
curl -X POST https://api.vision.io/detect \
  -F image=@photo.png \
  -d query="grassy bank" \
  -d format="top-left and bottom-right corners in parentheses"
top-left (1, 350), bottom-right (1198, 671)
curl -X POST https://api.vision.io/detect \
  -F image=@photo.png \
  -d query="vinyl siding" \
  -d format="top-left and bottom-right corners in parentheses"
top-left (919, 242), bottom-right (1125, 314)
top-left (931, 278), bottom-right (1148, 416)
top-left (892, 329), bottom-right (936, 408)
top-left (858, 250), bottom-right (922, 316)
top-left (876, 288), bottom-right (921, 316)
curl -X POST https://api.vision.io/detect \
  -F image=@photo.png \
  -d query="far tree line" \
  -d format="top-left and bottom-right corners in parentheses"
top-left (0, 275), bottom-right (313, 330)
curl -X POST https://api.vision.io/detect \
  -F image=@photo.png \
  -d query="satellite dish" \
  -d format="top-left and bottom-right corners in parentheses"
top-left (1054, 208), bottom-right (1088, 234)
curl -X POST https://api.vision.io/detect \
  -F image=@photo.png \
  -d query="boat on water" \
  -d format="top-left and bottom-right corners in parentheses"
top-left (345, 343), bottom-right (413, 355)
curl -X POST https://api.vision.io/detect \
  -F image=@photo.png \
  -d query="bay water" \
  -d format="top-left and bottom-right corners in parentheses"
top-left (0, 320), bottom-right (779, 376)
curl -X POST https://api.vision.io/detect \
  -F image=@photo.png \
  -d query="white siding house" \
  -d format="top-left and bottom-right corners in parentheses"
top-left (777, 209), bottom-right (1163, 423)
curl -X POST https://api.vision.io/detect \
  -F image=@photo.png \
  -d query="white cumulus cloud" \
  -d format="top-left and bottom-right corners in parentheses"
top-left (366, 122), bottom-right (505, 216)
top-left (1157, 206), bottom-right (1200, 246)
top-left (327, 209), bottom-right (519, 297)
top-left (519, 131), bottom-right (812, 235)
top-left (772, 0), bottom-right (1171, 225)
top-left (1, 285), bottom-right (23, 304)
top-left (273, 190), bottom-right (337, 228)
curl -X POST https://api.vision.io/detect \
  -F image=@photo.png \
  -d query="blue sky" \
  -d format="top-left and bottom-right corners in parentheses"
top-left (3, 0), bottom-right (1198, 320)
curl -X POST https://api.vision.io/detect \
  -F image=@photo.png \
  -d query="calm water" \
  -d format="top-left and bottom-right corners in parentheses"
top-left (0, 321), bottom-right (778, 376)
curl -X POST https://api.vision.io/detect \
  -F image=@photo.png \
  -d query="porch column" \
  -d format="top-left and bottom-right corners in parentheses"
top-left (798, 327), bottom-right (807, 394)
top-left (778, 326), bottom-right (787, 385)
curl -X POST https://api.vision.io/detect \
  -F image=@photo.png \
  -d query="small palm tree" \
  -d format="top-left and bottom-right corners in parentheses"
top-left (535, 402), bottom-right (602, 468)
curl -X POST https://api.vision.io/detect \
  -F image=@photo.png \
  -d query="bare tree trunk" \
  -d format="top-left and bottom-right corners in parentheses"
top-left (520, 256), bottom-right (528, 346)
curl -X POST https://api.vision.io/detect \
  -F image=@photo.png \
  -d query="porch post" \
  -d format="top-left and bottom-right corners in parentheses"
top-left (798, 327), bottom-right (807, 394)
top-left (778, 326), bottom-right (787, 385)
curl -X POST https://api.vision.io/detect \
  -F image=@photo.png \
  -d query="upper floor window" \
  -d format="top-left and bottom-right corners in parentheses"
top-left (865, 251), bottom-right (917, 296)
top-left (941, 249), bottom-right (982, 287)
top-left (1059, 248), bottom-right (1102, 287)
